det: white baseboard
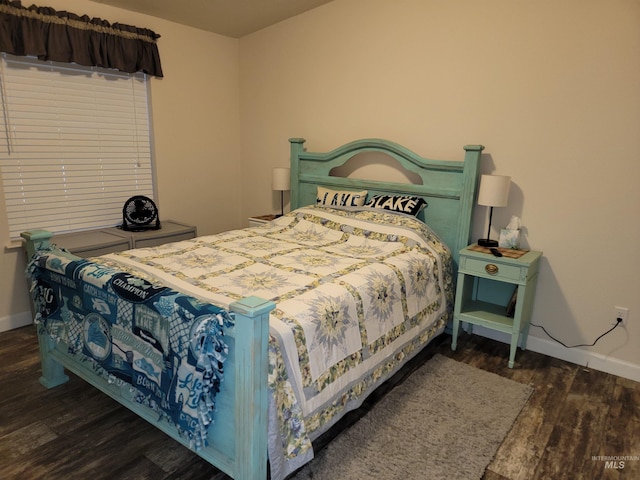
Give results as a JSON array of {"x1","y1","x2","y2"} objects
[
  {"x1": 4, "y1": 312, "x2": 639, "y2": 382},
  {"x1": 468, "y1": 325, "x2": 640, "y2": 383},
  {"x1": 0, "y1": 311, "x2": 33, "y2": 333}
]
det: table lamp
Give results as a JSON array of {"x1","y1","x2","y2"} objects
[
  {"x1": 272, "y1": 167, "x2": 290, "y2": 217},
  {"x1": 477, "y1": 174, "x2": 511, "y2": 247}
]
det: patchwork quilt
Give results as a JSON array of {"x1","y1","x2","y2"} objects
[{"x1": 95, "y1": 205, "x2": 454, "y2": 479}]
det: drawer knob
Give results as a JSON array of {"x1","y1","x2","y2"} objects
[{"x1": 485, "y1": 263, "x2": 499, "y2": 275}]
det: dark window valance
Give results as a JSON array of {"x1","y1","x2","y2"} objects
[{"x1": 0, "y1": 0, "x2": 163, "y2": 77}]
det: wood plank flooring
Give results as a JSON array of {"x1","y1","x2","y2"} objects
[{"x1": 1, "y1": 325, "x2": 638, "y2": 479}]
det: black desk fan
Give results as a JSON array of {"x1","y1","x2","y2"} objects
[{"x1": 121, "y1": 195, "x2": 161, "y2": 231}]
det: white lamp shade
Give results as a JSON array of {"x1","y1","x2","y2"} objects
[
  {"x1": 272, "y1": 167, "x2": 290, "y2": 191},
  {"x1": 477, "y1": 174, "x2": 511, "y2": 207}
]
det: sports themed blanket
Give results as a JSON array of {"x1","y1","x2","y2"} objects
[
  {"x1": 27, "y1": 250, "x2": 230, "y2": 449},
  {"x1": 95, "y1": 205, "x2": 454, "y2": 479}
]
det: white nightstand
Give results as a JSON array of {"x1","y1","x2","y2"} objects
[{"x1": 248, "y1": 214, "x2": 277, "y2": 227}]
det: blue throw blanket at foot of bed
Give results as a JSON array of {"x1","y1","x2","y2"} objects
[{"x1": 27, "y1": 248, "x2": 231, "y2": 448}]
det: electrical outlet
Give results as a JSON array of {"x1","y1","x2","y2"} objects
[{"x1": 614, "y1": 306, "x2": 629, "y2": 326}]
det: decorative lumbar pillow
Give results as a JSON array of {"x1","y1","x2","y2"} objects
[
  {"x1": 317, "y1": 186, "x2": 368, "y2": 207},
  {"x1": 365, "y1": 194, "x2": 428, "y2": 216}
]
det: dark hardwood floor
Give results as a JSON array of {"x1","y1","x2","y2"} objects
[{"x1": 1, "y1": 325, "x2": 638, "y2": 479}]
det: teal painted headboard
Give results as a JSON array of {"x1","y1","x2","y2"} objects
[{"x1": 288, "y1": 138, "x2": 484, "y2": 270}]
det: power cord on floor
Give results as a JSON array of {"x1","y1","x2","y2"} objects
[{"x1": 530, "y1": 318, "x2": 623, "y2": 348}]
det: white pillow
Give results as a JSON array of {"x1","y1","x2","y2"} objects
[{"x1": 316, "y1": 186, "x2": 368, "y2": 207}]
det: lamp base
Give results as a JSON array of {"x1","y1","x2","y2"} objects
[{"x1": 477, "y1": 238, "x2": 499, "y2": 248}]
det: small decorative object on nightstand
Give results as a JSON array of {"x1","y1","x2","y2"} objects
[{"x1": 452, "y1": 244, "x2": 542, "y2": 368}]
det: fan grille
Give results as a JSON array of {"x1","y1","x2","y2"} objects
[{"x1": 122, "y1": 195, "x2": 160, "y2": 231}]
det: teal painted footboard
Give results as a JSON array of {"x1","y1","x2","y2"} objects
[{"x1": 21, "y1": 230, "x2": 275, "y2": 480}]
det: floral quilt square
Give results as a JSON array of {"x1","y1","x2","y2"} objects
[
  {"x1": 216, "y1": 235, "x2": 300, "y2": 257},
  {"x1": 197, "y1": 229, "x2": 251, "y2": 243},
  {"x1": 339, "y1": 263, "x2": 405, "y2": 343},
  {"x1": 384, "y1": 250, "x2": 438, "y2": 319},
  {"x1": 150, "y1": 246, "x2": 249, "y2": 278},
  {"x1": 269, "y1": 218, "x2": 344, "y2": 247},
  {"x1": 202, "y1": 263, "x2": 314, "y2": 299},
  {"x1": 322, "y1": 234, "x2": 404, "y2": 259},
  {"x1": 277, "y1": 283, "x2": 361, "y2": 382},
  {"x1": 269, "y1": 249, "x2": 362, "y2": 277}
]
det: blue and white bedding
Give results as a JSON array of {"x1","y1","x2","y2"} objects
[
  {"x1": 27, "y1": 250, "x2": 231, "y2": 449},
  {"x1": 93, "y1": 205, "x2": 454, "y2": 479}
]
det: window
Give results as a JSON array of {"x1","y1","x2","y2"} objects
[{"x1": 0, "y1": 53, "x2": 155, "y2": 239}]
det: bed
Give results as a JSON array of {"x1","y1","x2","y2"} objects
[{"x1": 22, "y1": 138, "x2": 483, "y2": 480}]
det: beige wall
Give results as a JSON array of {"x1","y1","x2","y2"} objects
[
  {"x1": 0, "y1": 0, "x2": 242, "y2": 327},
  {"x1": 2, "y1": 0, "x2": 639, "y2": 376},
  {"x1": 239, "y1": 0, "x2": 640, "y2": 370}
]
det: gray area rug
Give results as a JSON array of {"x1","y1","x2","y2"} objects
[{"x1": 290, "y1": 354, "x2": 533, "y2": 480}]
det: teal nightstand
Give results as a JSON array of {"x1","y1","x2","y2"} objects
[{"x1": 452, "y1": 245, "x2": 543, "y2": 368}]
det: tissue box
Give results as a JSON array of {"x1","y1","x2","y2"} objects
[{"x1": 499, "y1": 228, "x2": 521, "y2": 249}]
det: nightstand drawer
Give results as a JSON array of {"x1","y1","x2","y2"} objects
[
  {"x1": 460, "y1": 257, "x2": 524, "y2": 283},
  {"x1": 132, "y1": 228, "x2": 196, "y2": 248},
  {"x1": 52, "y1": 230, "x2": 131, "y2": 258},
  {"x1": 108, "y1": 220, "x2": 197, "y2": 249}
]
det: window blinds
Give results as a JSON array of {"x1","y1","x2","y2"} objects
[{"x1": 0, "y1": 54, "x2": 155, "y2": 239}]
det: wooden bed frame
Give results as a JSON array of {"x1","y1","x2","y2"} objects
[
  {"x1": 22, "y1": 138, "x2": 483, "y2": 480},
  {"x1": 289, "y1": 138, "x2": 483, "y2": 269}
]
